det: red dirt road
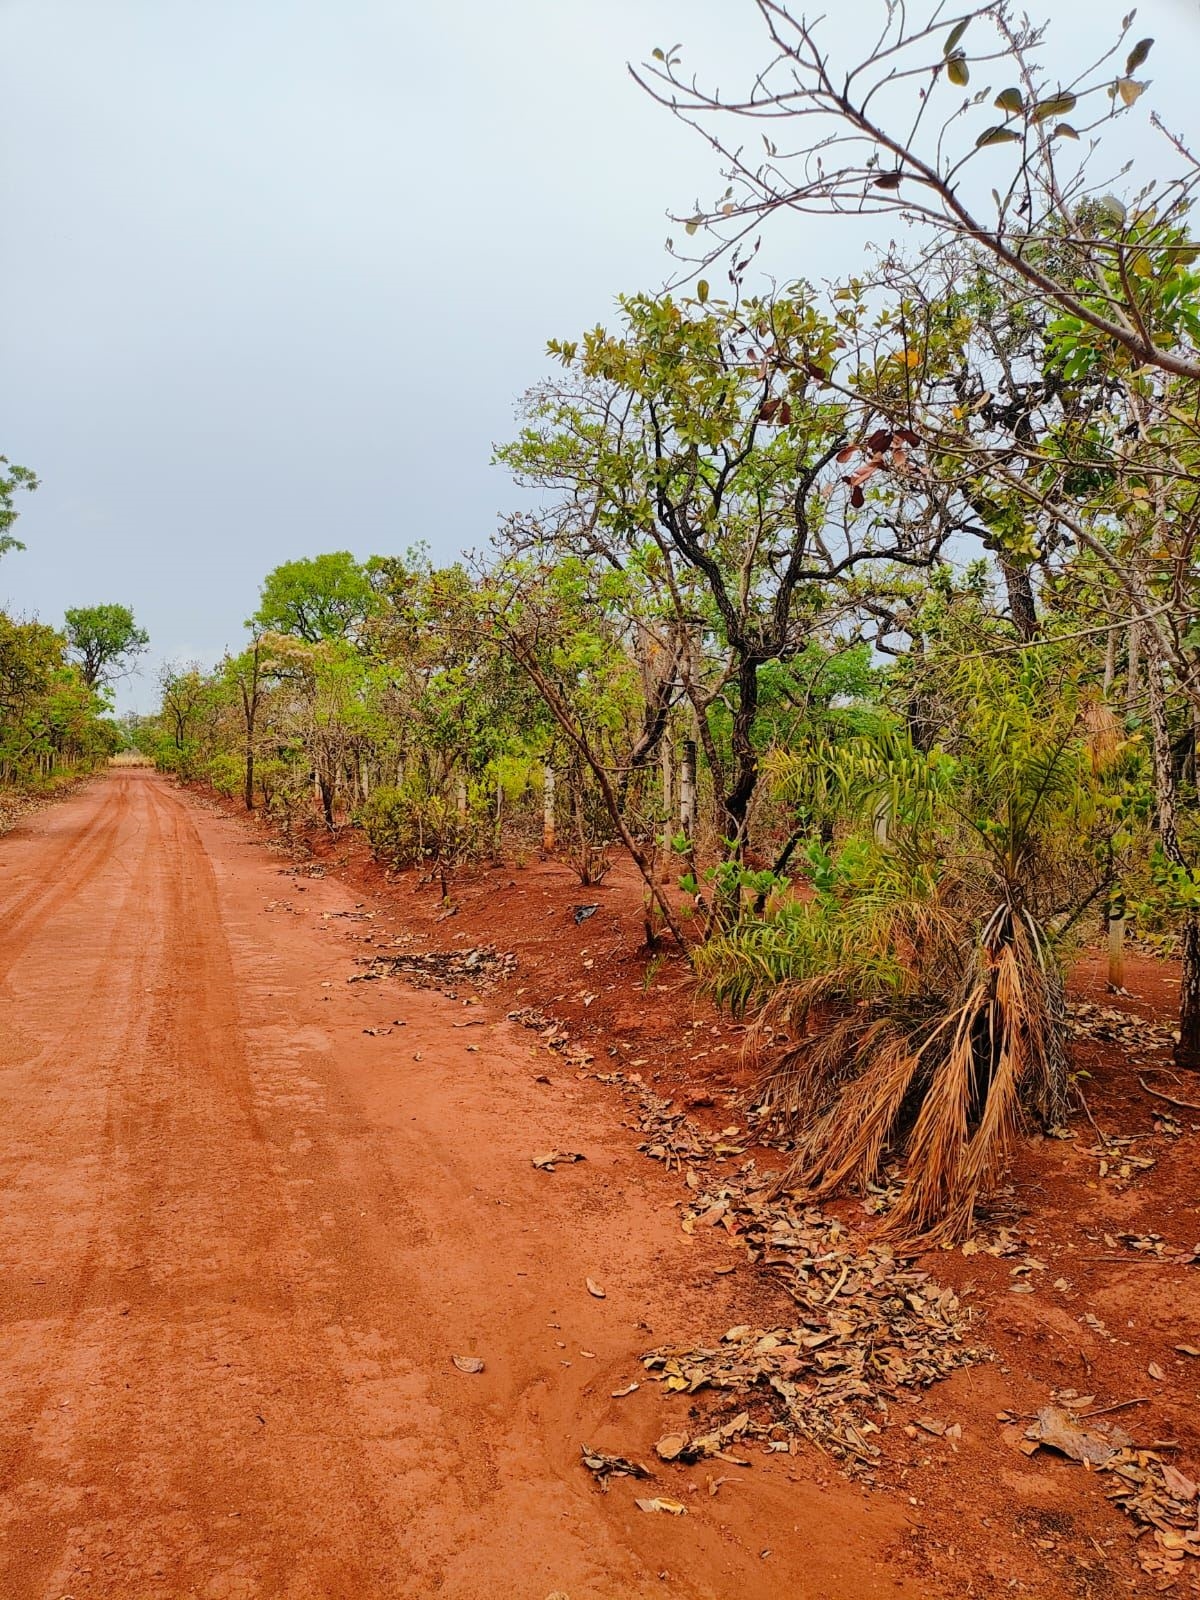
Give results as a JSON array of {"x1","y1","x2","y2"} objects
[{"x1": 0, "y1": 772, "x2": 925, "y2": 1600}]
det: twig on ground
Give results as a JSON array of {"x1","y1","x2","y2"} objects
[
  {"x1": 1075, "y1": 1082, "x2": 1114, "y2": 1146},
  {"x1": 1139, "y1": 1076, "x2": 1200, "y2": 1113},
  {"x1": 1078, "y1": 1397, "x2": 1150, "y2": 1419}
]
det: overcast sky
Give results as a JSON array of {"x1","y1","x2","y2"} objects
[{"x1": 2, "y1": 0, "x2": 1197, "y2": 711}]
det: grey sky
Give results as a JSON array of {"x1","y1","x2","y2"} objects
[{"x1": 2, "y1": 0, "x2": 1196, "y2": 711}]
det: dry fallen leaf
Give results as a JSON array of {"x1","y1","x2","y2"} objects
[
  {"x1": 1024, "y1": 1406, "x2": 1125, "y2": 1466},
  {"x1": 452, "y1": 1355, "x2": 485, "y2": 1374},
  {"x1": 655, "y1": 1433, "x2": 689, "y2": 1462},
  {"x1": 1148, "y1": 1361, "x2": 1165, "y2": 1381},
  {"x1": 610, "y1": 1382, "x2": 639, "y2": 1398},
  {"x1": 635, "y1": 1497, "x2": 688, "y2": 1515},
  {"x1": 580, "y1": 1445, "x2": 651, "y2": 1490},
  {"x1": 1175, "y1": 1344, "x2": 1200, "y2": 1357},
  {"x1": 586, "y1": 1277, "x2": 606, "y2": 1299},
  {"x1": 1161, "y1": 1463, "x2": 1199, "y2": 1502},
  {"x1": 531, "y1": 1150, "x2": 585, "y2": 1172}
]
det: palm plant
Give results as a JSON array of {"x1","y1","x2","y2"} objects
[{"x1": 698, "y1": 642, "x2": 1119, "y2": 1242}]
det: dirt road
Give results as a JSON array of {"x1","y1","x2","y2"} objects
[{"x1": 0, "y1": 771, "x2": 922, "y2": 1600}]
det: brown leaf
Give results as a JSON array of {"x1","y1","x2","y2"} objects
[
  {"x1": 531, "y1": 1150, "x2": 585, "y2": 1171},
  {"x1": 1161, "y1": 1463, "x2": 1199, "y2": 1502},
  {"x1": 655, "y1": 1433, "x2": 689, "y2": 1462},
  {"x1": 586, "y1": 1277, "x2": 606, "y2": 1299},
  {"x1": 1175, "y1": 1344, "x2": 1200, "y2": 1357},
  {"x1": 1148, "y1": 1361, "x2": 1165, "y2": 1380},
  {"x1": 610, "y1": 1381, "x2": 639, "y2": 1398},
  {"x1": 1024, "y1": 1406, "x2": 1120, "y2": 1466},
  {"x1": 580, "y1": 1445, "x2": 651, "y2": 1488},
  {"x1": 452, "y1": 1355, "x2": 485, "y2": 1374},
  {"x1": 635, "y1": 1497, "x2": 688, "y2": 1515}
]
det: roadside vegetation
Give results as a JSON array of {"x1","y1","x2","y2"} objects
[
  {"x1": 0, "y1": 462, "x2": 133, "y2": 806},
  {"x1": 129, "y1": 4, "x2": 1200, "y2": 1246}
]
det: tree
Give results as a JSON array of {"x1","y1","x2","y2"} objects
[
  {"x1": 0, "y1": 456, "x2": 37, "y2": 561},
  {"x1": 252, "y1": 552, "x2": 378, "y2": 644},
  {"x1": 498, "y1": 288, "x2": 947, "y2": 905},
  {"x1": 641, "y1": 3, "x2": 1200, "y2": 1060},
  {"x1": 220, "y1": 639, "x2": 267, "y2": 811},
  {"x1": 64, "y1": 604, "x2": 149, "y2": 689},
  {"x1": 158, "y1": 663, "x2": 216, "y2": 766},
  {"x1": 638, "y1": 7, "x2": 1197, "y2": 384}
]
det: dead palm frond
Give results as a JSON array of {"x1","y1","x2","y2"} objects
[{"x1": 744, "y1": 890, "x2": 1069, "y2": 1245}]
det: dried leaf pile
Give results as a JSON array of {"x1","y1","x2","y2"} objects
[
  {"x1": 1022, "y1": 1406, "x2": 1200, "y2": 1581},
  {"x1": 584, "y1": 1069, "x2": 985, "y2": 1475},
  {"x1": 349, "y1": 943, "x2": 516, "y2": 998},
  {"x1": 1068, "y1": 1000, "x2": 1178, "y2": 1054},
  {"x1": 642, "y1": 1186, "x2": 982, "y2": 1475}
]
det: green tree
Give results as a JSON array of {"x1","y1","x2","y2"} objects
[
  {"x1": 498, "y1": 288, "x2": 946, "y2": 896},
  {"x1": 0, "y1": 456, "x2": 38, "y2": 561},
  {"x1": 64, "y1": 604, "x2": 149, "y2": 689},
  {"x1": 252, "y1": 552, "x2": 378, "y2": 644}
]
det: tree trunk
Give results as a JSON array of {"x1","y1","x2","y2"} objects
[
  {"x1": 1127, "y1": 621, "x2": 1142, "y2": 717},
  {"x1": 999, "y1": 554, "x2": 1038, "y2": 641},
  {"x1": 1179, "y1": 915, "x2": 1200, "y2": 1071},
  {"x1": 1103, "y1": 625, "x2": 1118, "y2": 699},
  {"x1": 1106, "y1": 900, "x2": 1125, "y2": 991},
  {"x1": 542, "y1": 760, "x2": 556, "y2": 853},
  {"x1": 1146, "y1": 653, "x2": 1200, "y2": 1068},
  {"x1": 679, "y1": 739, "x2": 696, "y2": 851},
  {"x1": 723, "y1": 658, "x2": 760, "y2": 853}
]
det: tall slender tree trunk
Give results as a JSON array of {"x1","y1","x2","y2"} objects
[
  {"x1": 1127, "y1": 621, "x2": 1143, "y2": 717},
  {"x1": 1103, "y1": 625, "x2": 1118, "y2": 699},
  {"x1": 542, "y1": 760, "x2": 556, "y2": 853},
  {"x1": 1107, "y1": 893, "x2": 1126, "y2": 991},
  {"x1": 679, "y1": 738, "x2": 696, "y2": 880},
  {"x1": 1147, "y1": 654, "x2": 1200, "y2": 1069}
]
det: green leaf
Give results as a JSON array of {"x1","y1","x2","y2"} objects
[
  {"x1": 1032, "y1": 91, "x2": 1077, "y2": 121},
  {"x1": 945, "y1": 50, "x2": 970, "y2": 87},
  {"x1": 684, "y1": 218, "x2": 700, "y2": 236},
  {"x1": 975, "y1": 125, "x2": 1021, "y2": 148},
  {"x1": 652, "y1": 47, "x2": 665, "y2": 62},
  {"x1": 994, "y1": 86, "x2": 1024, "y2": 115},
  {"x1": 944, "y1": 18, "x2": 969, "y2": 54},
  {"x1": 1125, "y1": 36, "x2": 1153, "y2": 72},
  {"x1": 1097, "y1": 194, "x2": 1128, "y2": 226},
  {"x1": 696, "y1": 279, "x2": 709, "y2": 303}
]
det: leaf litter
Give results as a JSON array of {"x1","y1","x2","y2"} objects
[
  {"x1": 1022, "y1": 1404, "x2": 1200, "y2": 1578},
  {"x1": 584, "y1": 1068, "x2": 985, "y2": 1477},
  {"x1": 349, "y1": 943, "x2": 516, "y2": 998},
  {"x1": 514, "y1": 988, "x2": 1200, "y2": 1566}
]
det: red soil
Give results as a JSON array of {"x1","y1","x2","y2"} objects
[{"x1": 2, "y1": 769, "x2": 1197, "y2": 1597}]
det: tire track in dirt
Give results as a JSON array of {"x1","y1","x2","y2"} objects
[
  {"x1": 0, "y1": 776, "x2": 174, "y2": 1485},
  {"x1": 0, "y1": 778, "x2": 130, "y2": 972},
  {"x1": 0, "y1": 771, "x2": 930, "y2": 1600}
]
